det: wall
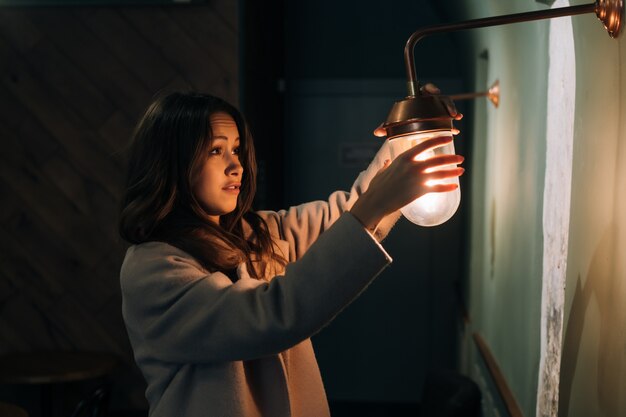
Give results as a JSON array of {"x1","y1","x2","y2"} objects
[
  {"x1": 459, "y1": 1, "x2": 550, "y2": 416},
  {"x1": 460, "y1": 1, "x2": 626, "y2": 416},
  {"x1": 0, "y1": 3, "x2": 237, "y2": 413},
  {"x1": 558, "y1": 7, "x2": 626, "y2": 417}
]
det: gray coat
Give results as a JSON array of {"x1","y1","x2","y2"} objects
[{"x1": 120, "y1": 143, "x2": 401, "y2": 416}]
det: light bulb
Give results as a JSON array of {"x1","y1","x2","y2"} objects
[{"x1": 387, "y1": 131, "x2": 461, "y2": 226}]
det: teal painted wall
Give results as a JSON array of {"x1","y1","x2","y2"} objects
[
  {"x1": 558, "y1": 8, "x2": 626, "y2": 417},
  {"x1": 460, "y1": 1, "x2": 626, "y2": 416},
  {"x1": 460, "y1": 2, "x2": 550, "y2": 416}
]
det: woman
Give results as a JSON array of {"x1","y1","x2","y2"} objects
[{"x1": 119, "y1": 91, "x2": 463, "y2": 416}]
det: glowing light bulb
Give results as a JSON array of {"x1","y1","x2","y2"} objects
[{"x1": 387, "y1": 131, "x2": 461, "y2": 226}]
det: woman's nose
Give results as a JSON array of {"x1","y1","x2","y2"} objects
[{"x1": 226, "y1": 154, "x2": 243, "y2": 176}]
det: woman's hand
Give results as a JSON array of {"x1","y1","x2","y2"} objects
[
  {"x1": 420, "y1": 83, "x2": 463, "y2": 121},
  {"x1": 350, "y1": 135, "x2": 464, "y2": 231}
]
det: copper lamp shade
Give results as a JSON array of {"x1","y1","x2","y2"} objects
[{"x1": 381, "y1": 95, "x2": 455, "y2": 139}]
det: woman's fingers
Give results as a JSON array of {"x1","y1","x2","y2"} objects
[
  {"x1": 419, "y1": 154, "x2": 464, "y2": 172},
  {"x1": 424, "y1": 167, "x2": 465, "y2": 181},
  {"x1": 424, "y1": 183, "x2": 459, "y2": 193},
  {"x1": 400, "y1": 135, "x2": 454, "y2": 161},
  {"x1": 373, "y1": 123, "x2": 386, "y2": 137},
  {"x1": 421, "y1": 84, "x2": 464, "y2": 120},
  {"x1": 421, "y1": 83, "x2": 441, "y2": 94}
]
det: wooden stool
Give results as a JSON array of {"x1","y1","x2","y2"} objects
[
  {"x1": 0, "y1": 351, "x2": 119, "y2": 417},
  {"x1": 0, "y1": 401, "x2": 29, "y2": 417}
]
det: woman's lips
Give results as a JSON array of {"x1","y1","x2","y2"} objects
[{"x1": 222, "y1": 184, "x2": 241, "y2": 193}]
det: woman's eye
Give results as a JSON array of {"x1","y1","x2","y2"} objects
[
  {"x1": 209, "y1": 147, "x2": 222, "y2": 155},
  {"x1": 233, "y1": 147, "x2": 240, "y2": 155}
]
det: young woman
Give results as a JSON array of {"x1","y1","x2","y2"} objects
[{"x1": 119, "y1": 91, "x2": 464, "y2": 417}]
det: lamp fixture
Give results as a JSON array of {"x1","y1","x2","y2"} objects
[
  {"x1": 378, "y1": 0, "x2": 623, "y2": 226},
  {"x1": 450, "y1": 80, "x2": 500, "y2": 108}
]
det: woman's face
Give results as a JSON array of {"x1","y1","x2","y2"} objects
[{"x1": 193, "y1": 112, "x2": 243, "y2": 223}]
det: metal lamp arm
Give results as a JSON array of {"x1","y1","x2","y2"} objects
[{"x1": 404, "y1": 2, "x2": 600, "y2": 97}]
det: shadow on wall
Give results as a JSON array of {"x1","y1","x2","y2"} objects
[{"x1": 559, "y1": 226, "x2": 624, "y2": 417}]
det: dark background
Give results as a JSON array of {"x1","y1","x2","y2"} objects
[{"x1": 0, "y1": 1, "x2": 474, "y2": 416}]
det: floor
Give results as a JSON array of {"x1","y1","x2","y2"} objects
[
  {"x1": 108, "y1": 402, "x2": 422, "y2": 417},
  {"x1": 330, "y1": 401, "x2": 421, "y2": 417}
]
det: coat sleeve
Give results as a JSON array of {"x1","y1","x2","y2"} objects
[
  {"x1": 258, "y1": 140, "x2": 402, "y2": 261},
  {"x1": 121, "y1": 212, "x2": 392, "y2": 365}
]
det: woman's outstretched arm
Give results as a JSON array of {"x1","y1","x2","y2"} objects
[
  {"x1": 258, "y1": 139, "x2": 400, "y2": 262},
  {"x1": 121, "y1": 212, "x2": 391, "y2": 365}
]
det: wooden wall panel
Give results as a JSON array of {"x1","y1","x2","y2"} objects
[{"x1": 0, "y1": 3, "x2": 238, "y2": 411}]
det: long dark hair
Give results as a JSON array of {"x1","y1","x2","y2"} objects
[{"x1": 119, "y1": 92, "x2": 286, "y2": 279}]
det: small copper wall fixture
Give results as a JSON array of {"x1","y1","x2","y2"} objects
[{"x1": 450, "y1": 80, "x2": 500, "y2": 108}]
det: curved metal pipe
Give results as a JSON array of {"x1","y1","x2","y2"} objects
[{"x1": 404, "y1": 2, "x2": 604, "y2": 96}]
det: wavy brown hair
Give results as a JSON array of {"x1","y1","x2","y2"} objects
[{"x1": 119, "y1": 92, "x2": 286, "y2": 279}]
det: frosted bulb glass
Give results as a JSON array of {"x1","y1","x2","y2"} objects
[{"x1": 387, "y1": 131, "x2": 461, "y2": 226}]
